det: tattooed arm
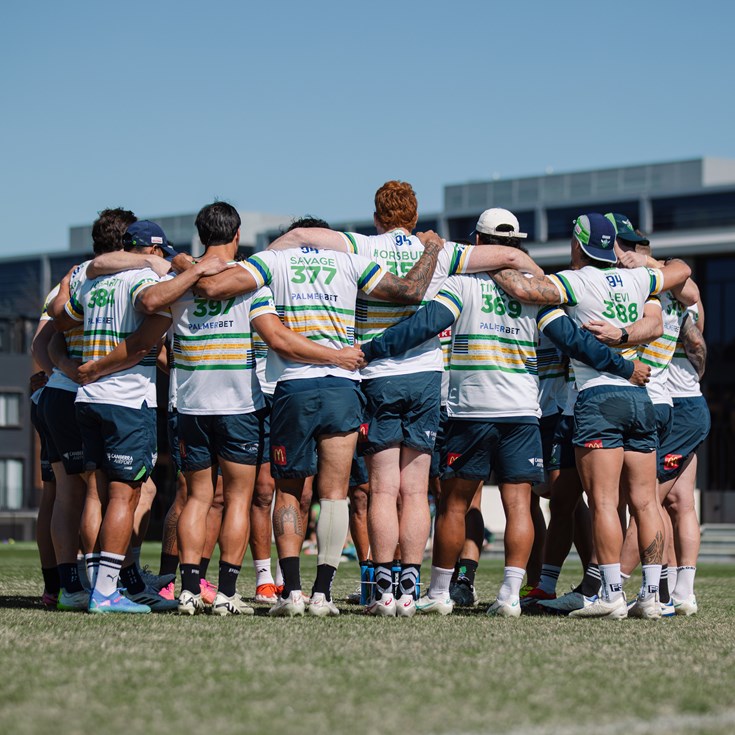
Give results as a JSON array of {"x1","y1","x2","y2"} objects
[
  {"x1": 680, "y1": 312, "x2": 707, "y2": 379},
  {"x1": 369, "y1": 233, "x2": 444, "y2": 305},
  {"x1": 490, "y1": 269, "x2": 563, "y2": 305}
]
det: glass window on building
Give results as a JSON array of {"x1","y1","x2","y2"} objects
[
  {"x1": 0, "y1": 458, "x2": 23, "y2": 509},
  {"x1": 0, "y1": 393, "x2": 21, "y2": 427},
  {"x1": 652, "y1": 192, "x2": 735, "y2": 232}
]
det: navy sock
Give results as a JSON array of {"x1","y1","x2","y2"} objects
[
  {"x1": 279, "y1": 557, "x2": 301, "y2": 598},
  {"x1": 58, "y1": 562, "x2": 84, "y2": 593},
  {"x1": 659, "y1": 564, "x2": 670, "y2": 604},
  {"x1": 457, "y1": 558, "x2": 478, "y2": 586},
  {"x1": 42, "y1": 566, "x2": 61, "y2": 595},
  {"x1": 120, "y1": 564, "x2": 146, "y2": 595},
  {"x1": 159, "y1": 552, "x2": 179, "y2": 577},
  {"x1": 180, "y1": 564, "x2": 200, "y2": 595},
  {"x1": 218, "y1": 561, "x2": 240, "y2": 597},
  {"x1": 199, "y1": 557, "x2": 210, "y2": 580},
  {"x1": 312, "y1": 564, "x2": 337, "y2": 601}
]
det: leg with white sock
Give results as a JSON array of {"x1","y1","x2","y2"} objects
[{"x1": 496, "y1": 482, "x2": 533, "y2": 605}]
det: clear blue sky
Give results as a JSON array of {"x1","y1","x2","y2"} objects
[{"x1": 1, "y1": 0, "x2": 733, "y2": 255}]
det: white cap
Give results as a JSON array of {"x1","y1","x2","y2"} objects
[{"x1": 474, "y1": 208, "x2": 527, "y2": 239}]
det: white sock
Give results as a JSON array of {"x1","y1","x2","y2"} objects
[
  {"x1": 253, "y1": 558, "x2": 274, "y2": 587},
  {"x1": 599, "y1": 563, "x2": 624, "y2": 602},
  {"x1": 668, "y1": 565, "x2": 678, "y2": 591},
  {"x1": 538, "y1": 564, "x2": 561, "y2": 595},
  {"x1": 620, "y1": 571, "x2": 631, "y2": 581},
  {"x1": 316, "y1": 498, "x2": 350, "y2": 568},
  {"x1": 673, "y1": 565, "x2": 696, "y2": 598},
  {"x1": 85, "y1": 553, "x2": 100, "y2": 589},
  {"x1": 428, "y1": 566, "x2": 454, "y2": 599},
  {"x1": 497, "y1": 566, "x2": 525, "y2": 602},
  {"x1": 640, "y1": 564, "x2": 662, "y2": 599},
  {"x1": 95, "y1": 552, "x2": 125, "y2": 597},
  {"x1": 274, "y1": 560, "x2": 284, "y2": 587}
]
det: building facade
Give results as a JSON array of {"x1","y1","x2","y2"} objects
[{"x1": 2, "y1": 159, "x2": 733, "y2": 537}]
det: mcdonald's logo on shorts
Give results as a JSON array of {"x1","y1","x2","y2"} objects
[
  {"x1": 179, "y1": 441, "x2": 187, "y2": 459},
  {"x1": 447, "y1": 452, "x2": 462, "y2": 466},
  {"x1": 272, "y1": 445, "x2": 287, "y2": 466},
  {"x1": 664, "y1": 453, "x2": 683, "y2": 471},
  {"x1": 358, "y1": 423, "x2": 369, "y2": 442},
  {"x1": 584, "y1": 440, "x2": 604, "y2": 449}
]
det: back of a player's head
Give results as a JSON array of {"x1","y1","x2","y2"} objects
[
  {"x1": 286, "y1": 216, "x2": 330, "y2": 232},
  {"x1": 92, "y1": 208, "x2": 137, "y2": 255},
  {"x1": 374, "y1": 180, "x2": 418, "y2": 231},
  {"x1": 196, "y1": 201, "x2": 241, "y2": 248}
]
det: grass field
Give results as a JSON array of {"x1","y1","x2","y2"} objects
[{"x1": 1, "y1": 542, "x2": 734, "y2": 735}]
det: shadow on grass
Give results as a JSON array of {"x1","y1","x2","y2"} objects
[{"x1": 0, "y1": 595, "x2": 49, "y2": 610}]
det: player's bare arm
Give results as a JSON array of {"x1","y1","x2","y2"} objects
[
  {"x1": 490, "y1": 268, "x2": 562, "y2": 305},
  {"x1": 137, "y1": 257, "x2": 233, "y2": 313},
  {"x1": 194, "y1": 264, "x2": 260, "y2": 299},
  {"x1": 582, "y1": 300, "x2": 663, "y2": 346},
  {"x1": 680, "y1": 313, "x2": 707, "y2": 379},
  {"x1": 87, "y1": 252, "x2": 171, "y2": 279},
  {"x1": 47, "y1": 331, "x2": 81, "y2": 382},
  {"x1": 617, "y1": 250, "x2": 692, "y2": 291},
  {"x1": 466, "y1": 246, "x2": 544, "y2": 276},
  {"x1": 31, "y1": 319, "x2": 56, "y2": 376},
  {"x1": 369, "y1": 232, "x2": 443, "y2": 304},
  {"x1": 76, "y1": 314, "x2": 172, "y2": 386},
  {"x1": 266, "y1": 227, "x2": 348, "y2": 253},
  {"x1": 251, "y1": 313, "x2": 364, "y2": 372}
]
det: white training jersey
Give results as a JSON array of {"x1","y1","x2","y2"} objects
[
  {"x1": 668, "y1": 302, "x2": 702, "y2": 398},
  {"x1": 242, "y1": 248, "x2": 386, "y2": 383},
  {"x1": 67, "y1": 267, "x2": 164, "y2": 409},
  {"x1": 341, "y1": 230, "x2": 473, "y2": 379},
  {"x1": 638, "y1": 292, "x2": 680, "y2": 406},
  {"x1": 31, "y1": 285, "x2": 60, "y2": 404},
  {"x1": 169, "y1": 280, "x2": 276, "y2": 415},
  {"x1": 166, "y1": 325, "x2": 177, "y2": 412},
  {"x1": 537, "y1": 332, "x2": 566, "y2": 417},
  {"x1": 45, "y1": 263, "x2": 90, "y2": 394},
  {"x1": 439, "y1": 325, "x2": 452, "y2": 405},
  {"x1": 548, "y1": 265, "x2": 664, "y2": 393},
  {"x1": 252, "y1": 330, "x2": 275, "y2": 396},
  {"x1": 435, "y1": 273, "x2": 566, "y2": 420}
]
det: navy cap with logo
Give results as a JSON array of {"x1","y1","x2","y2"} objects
[
  {"x1": 604, "y1": 212, "x2": 650, "y2": 246},
  {"x1": 572, "y1": 213, "x2": 617, "y2": 264},
  {"x1": 123, "y1": 220, "x2": 178, "y2": 259}
]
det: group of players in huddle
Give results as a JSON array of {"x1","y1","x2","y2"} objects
[{"x1": 28, "y1": 180, "x2": 709, "y2": 620}]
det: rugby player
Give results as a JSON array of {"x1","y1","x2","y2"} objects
[
  {"x1": 492, "y1": 213, "x2": 691, "y2": 619},
  {"x1": 265, "y1": 187, "x2": 547, "y2": 618},
  {"x1": 360, "y1": 209, "x2": 650, "y2": 616},
  {"x1": 193, "y1": 223, "x2": 446, "y2": 617}
]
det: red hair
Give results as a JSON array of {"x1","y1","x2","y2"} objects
[{"x1": 374, "y1": 180, "x2": 418, "y2": 231}]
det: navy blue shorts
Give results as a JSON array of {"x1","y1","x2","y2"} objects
[
  {"x1": 167, "y1": 408, "x2": 182, "y2": 474},
  {"x1": 430, "y1": 405, "x2": 449, "y2": 479},
  {"x1": 75, "y1": 402, "x2": 157, "y2": 483},
  {"x1": 540, "y1": 412, "x2": 561, "y2": 470},
  {"x1": 359, "y1": 372, "x2": 441, "y2": 455},
  {"x1": 178, "y1": 410, "x2": 266, "y2": 472},
  {"x1": 654, "y1": 402, "x2": 674, "y2": 454},
  {"x1": 658, "y1": 396, "x2": 711, "y2": 482},
  {"x1": 270, "y1": 377, "x2": 365, "y2": 479},
  {"x1": 38, "y1": 387, "x2": 85, "y2": 475},
  {"x1": 573, "y1": 386, "x2": 656, "y2": 453},
  {"x1": 261, "y1": 393, "x2": 273, "y2": 465},
  {"x1": 349, "y1": 454, "x2": 369, "y2": 487},
  {"x1": 442, "y1": 419, "x2": 545, "y2": 484},
  {"x1": 30, "y1": 399, "x2": 55, "y2": 482},
  {"x1": 547, "y1": 414, "x2": 576, "y2": 472}
]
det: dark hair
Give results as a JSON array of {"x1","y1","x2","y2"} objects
[
  {"x1": 92, "y1": 208, "x2": 137, "y2": 255},
  {"x1": 478, "y1": 232, "x2": 527, "y2": 253},
  {"x1": 286, "y1": 215, "x2": 331, "y2": 232},
  {"x1": 195, "y1": 201, "x2": 241, "y2": 248}
]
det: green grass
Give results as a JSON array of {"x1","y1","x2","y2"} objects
[{"x1": 1, "y1": 543, "x2": 734, "y2": 735}]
